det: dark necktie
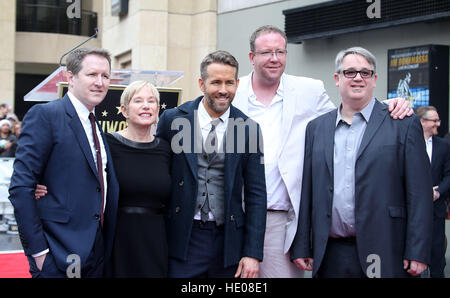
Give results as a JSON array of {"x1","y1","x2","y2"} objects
[
  {"x1": 88, "y1": 112, "x2": 104, "y2": 228},
  {"x1": 201, "y1": 118, "x2": 221, "y2": 222}
]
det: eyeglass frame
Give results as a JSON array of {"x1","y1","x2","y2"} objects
[
  {"x1": 253, "y1": 49, "x2": 288, "y2": 58},
  {"x1": 339, "y1": 69, "x2": 375, "y2": 79},
  {"x1": 422, "y1": 118, "x2": 441, "y2": 124}
]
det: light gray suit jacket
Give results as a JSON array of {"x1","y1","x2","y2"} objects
[{"x1": 232, "y1": 72, "x2": 335, "y2": 253}]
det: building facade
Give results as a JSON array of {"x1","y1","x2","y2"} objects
[{"x1": 5, "y1": 0, "x2": 217, "y2": 120}]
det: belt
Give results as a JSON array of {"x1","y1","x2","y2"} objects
[
  {"x1": 119, "y1": 206, "x2": 163, "y2": 215},
  {"x1": 193, "y1": 220, "x2": 224, "y2": 230},
  {"x1": 329, "y1": 236, "x2": 357, "y2": 244}
]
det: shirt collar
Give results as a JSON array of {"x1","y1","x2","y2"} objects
[
  {"x1": 336, "y1": 98, "x2": 376, "y2": 126},
  {"x1": 198, "y1": 97, "x2": 229, "y2": 128},
  {"x1": 247, "y1": 71, "x2": 284, "y2": 102},
  {"x1": 67, "y1": 91, "x2": 94, "y2": 122}
]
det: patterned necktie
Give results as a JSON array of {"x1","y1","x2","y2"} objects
[
  {"x1": 200, "y1": 118, "x2": 222, "y2": 222},
  {"x1": 88, "y1": 112, "x2": 104, "y2": 228},
  {"x1": 204, "y1": 118, "x2": 221, "y2": 157}
]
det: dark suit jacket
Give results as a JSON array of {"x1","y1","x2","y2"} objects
[
  {"x1": 430, "y1": 136, "x2": 450, "y2": 218},
  {"x1": 156, "y1": 96, "x2": 267, "y2": 268},
  {"x1": 290, "y1": 100, "x2": 433, "y2": 277},
  {"x1": 9, "y1": 94, "x2": 119, "y2": 273}
]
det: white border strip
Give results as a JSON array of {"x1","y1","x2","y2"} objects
[{"x1": 0, "y1": 250, "x2": 24, "y2": 254}]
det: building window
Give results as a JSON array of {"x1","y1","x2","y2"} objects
[{"x1": 16, "y1": 0, "x2": 97, "y2": 37}]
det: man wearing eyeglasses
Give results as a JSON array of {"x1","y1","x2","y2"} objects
[
  {"x1": 290, "y1": 46, "x2": 433, "y2": 278},
  {"x1": 417, "y1": 106, "x2": 450, "y2": 278},
  {"x1": 232, "y1": 25, "x2": 412, "y2": 278}
]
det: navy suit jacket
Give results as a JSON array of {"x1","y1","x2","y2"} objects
[
  {"x1": 290, "y1": 100, "x2": 433, "y2": 277},
  {"x1": 9, "y1": 95, "x2": 119, "y2": 273},
  {"x1": 156, "y1": 97, "x2": 267, "y2": 268},
  {"x1": 430, "y1": 136, "x2": 450, "y2": 218}
]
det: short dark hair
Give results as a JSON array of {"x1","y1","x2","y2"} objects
[
  {"x1": 200, "y1": 50, "x2": 239, "y2": 81},
  {"x1": 416, "y1": 105, "x2": 437, "y2": 119},
  {"x1": 66, "y1": 48, "x2": 111, "y2": 75},
  {"x1": 249, "y1": 25, "x2": 287, "y2": 52}
]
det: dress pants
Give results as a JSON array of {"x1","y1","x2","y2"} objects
[
  {"x1": 430, "y1": 216, "x2": 446, "y2": 278},
  {"x1": 28, "y1": 226, "x2": 105, "y2": 278},
  {"x1": 168, "y1": 220, "x2": 238, "y2": 278},
  {"x1": 259, "y1": 210, "x2": 304, "y2": 278},
  {"x1": 316, "y1": 237, "x2": 366, "y2": 278},
  {"x1": 82, "y1": 226, "x2": 105, "y2": 278}
]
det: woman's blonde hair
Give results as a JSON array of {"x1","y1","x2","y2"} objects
[{"x1": 120, "y1": 80, "x2": 160, "y2": 109}]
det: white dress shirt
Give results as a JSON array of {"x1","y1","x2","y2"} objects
[
  {"x1": 246, "y1": 77, "x2": 291, "y2": 211},
  {"x1": 425, "y1": 136, "x2": 433, "y2": 162},
  {"x1": 67, "y1": 92, "x2": 108, "y2": 209}
]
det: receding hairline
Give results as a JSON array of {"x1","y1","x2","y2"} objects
[{"x1": 250, "y1": 25, "x2": 287, "y2": 52}]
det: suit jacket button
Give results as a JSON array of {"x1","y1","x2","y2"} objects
[
  {"x1": 179, "y1": 180, "x2": 184, "y2": 186},
  {"x1": 175, "y1": 207, "x2": 181, "y2": 213},
  {"x1": 96, "y1": 187, "x2": 101, "y2": 192},
  {"x1": 230, "y1": 215, "x2": 235, "y2": 221},
  {"x1": 93, "y1": 214, "x2": 100, "y2": 220},
  {"x1": 329, "y1": 187, "x2": 333, "y2": 192}
]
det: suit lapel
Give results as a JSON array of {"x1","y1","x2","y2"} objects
[
  {"x1": 431, "y1": 136, "x2": 438, "y2": 168},
  {"x1": 356, "y1": 100, "x2": 388, "y2": 160},
  {"x1": 178, "y1": 98, "x2": 201, "y2": 181},
  {"x1": 63, "y1": 95, "x2": 98, "y2": 177},
  {"x1": 324, "y1": 110, "x2": 337, "y2": 178},
  {"x1": 279, "y1": 76, "x2": 297, "y2": 155},
  {"x1": 224, "y1": 106, "x2": 242, "y2": 192}
]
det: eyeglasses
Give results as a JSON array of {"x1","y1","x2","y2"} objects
[
  {"x1": 341, "y1": 69, "x2": 374, "y2": 79},
  {"x1": 254, "y1": 50, "x2": 287, "y2": 58},
  {"x1": 422, "y1": 118, "x2": 441, "y2": 124}
]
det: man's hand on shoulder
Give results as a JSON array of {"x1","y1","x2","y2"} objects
[{"x1": 388, "y1": 97, "x2": 413, "y2": 119}]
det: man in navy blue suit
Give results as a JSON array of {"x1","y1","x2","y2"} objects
[
  {"x1": 290, "y1": 47, "x2": 433, "y2": 278},
  {"x1": 417, "y1": 105, "x2": 450, "y2": 277},
  {"x1": 157, "y1": 50, "x2": 267, "y2": 278},
  {"x1": 9, "y1": 48, "x2": 119, "y2": 278}
]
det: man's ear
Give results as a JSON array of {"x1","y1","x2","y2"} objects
[
  {"x1": 334, "y1": 73, "x2": 340, "y2": 87},
  {"x1": 249, "y1": 51, "x2": 255, "y2": 65},
  {"x1": 66, "y1": 71, "x2": 75, "y2": 88},
  {"x1": 198, "y1": 77, "x2": 205, "y2": 93}
]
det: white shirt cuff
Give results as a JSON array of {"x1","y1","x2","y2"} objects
[{"x1": 32, "y1": 249, "x2": 49, "y2": 258}]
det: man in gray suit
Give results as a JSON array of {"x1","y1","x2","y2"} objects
[{"x1": 290, "y1": 47, "x2": 433, "y2": 278}]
